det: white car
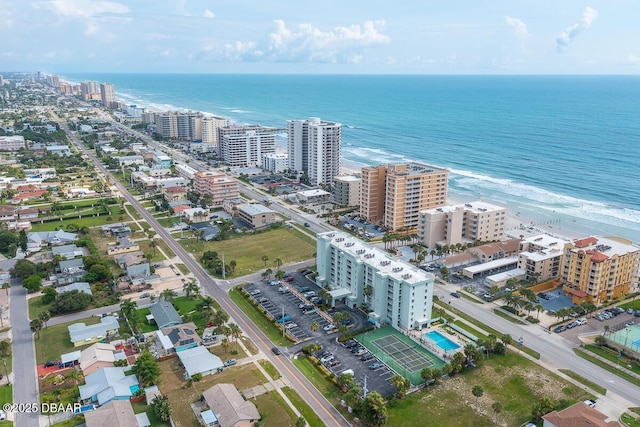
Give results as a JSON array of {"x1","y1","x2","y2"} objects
[
  {"x1": 285, "y1": 323, "x2": 298, "y2": 329},
  {"x1": 323, "y1": 323, "x2": 336, "y2": 331},
  {"x1": 584, "y1": 399, "x2": 596, "y2": 408},
  {"x1": 278, "y1": 286, "x2": 289, "y2": 293},
  {"x1": 575, "y1": 318, "x2": 587, "y2": 326}
]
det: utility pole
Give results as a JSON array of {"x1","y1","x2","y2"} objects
[
  {"x1": 221, "y1": 253, "x2": 226, "y2": 279},
  {"x1": 282, "y1": 306, "x2": 285, "y2": 338},
  {"x1": 362, "y1": 374, "x2": 368, "y2": 398}
]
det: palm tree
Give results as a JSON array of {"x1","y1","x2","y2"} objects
[
  {"x1": 161, "y1": 289, "x2": 177, "y2": 301},
  {"x1": 273, "y1": 258, "x2": 283, "y2": 268},
  {"x1": 472, "y1": 385, "x2": 484, "y2": 410},
  {"x1": 30, "y1": 319, "x2": 43, "y2": 339},
  {"x1": 492, "y1": 401, "x2": 503, "y2": 424},
  {"x1": 390, "y1": 374, "x2": 409, "y2": 398},
  {"x1": 535, "y1": 303, "x2": 545, "y2": 319},
  {"x1": 38, "y1": 310, "x2": 51, "y2": 329},
  {"x1": 261, "y1": 255, "x2": 269, "y2": 267},
  {"x1": 150, "y1": 240, "x2": 157, "y2": 257},
  {"x1": 264, "y1": 268, "x2": 273, "y2": 280},
  {"x1": 228, "y1": 323, "x2": 241, "y2": 342},
  {"x1": 221, "y1": 338, "x2": 229, "y2": 354},
  {"x1": 464, "y1": 343, "x2": 479, "y2": 365},
  {"x1": 310, "y1": 322, "x2": 319, "y2": 332},
  {"x1": 430, "y1": 249, "x2": 436, "y2": 260},
  {"x1": 183, "y1": 279, "x2": 200, "y2": 299}
]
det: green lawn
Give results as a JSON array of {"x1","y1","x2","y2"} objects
[
  {"x1": 171, "y1": 296, "x2": 209, "y2": 331},
  {"x1": 493, "y1": 308, "x2": 528, "y2": 325},
  {"x1": 573, "y1": 348, "x2": 640, "y2": 388},
  {"x1": 0, "y1": 385, "x2": 12, "y2": 405},
  {"x1": 51, "y1": 416, "x2": 85, "y2": 427},
  {"x1": 180, "y1": 228, "x2": 315, "y2": 278},
  {"x1": 254, "y1": 391, "x2": 298, "y2": 427},
  {"x1": 281, "y1": 386, "x2": 325, "y2": 427},
  {"x1": 620, "y1": 298, "x2": 640, "y2": 311},
  {"x1": 175, "y1": 264, "x2": 190, "y2": 275},
  {"x1": 558, "y1": 369, "x2": 607, "y2": 395},
  {"x1": 125, "y1": 204, "x2": 143, "y2": 220},
  {"x1": 621, "y1": 413, "x2": 640, "y2": 427},
  {"x1": 258, "y1": 360, "x2": 281, "y2": 380},
  {"x1": 29, "y1": 213, "x2": 125, "y2": 232},
  {"x1": 35, "y1": 316, "x2": 101, "y2": 364},
  {"x1": 229, "y1": 288, "x2": 292, "y2": 347},
  {"x1": 131, "y1": 401, "x2": 172, "y2": 427},
  {"x1": 28, "y1": 296, "x2": 55, "y2": 322},
  {"x1": 156, "y1": 216, "x2": 176, "y2": 227}
]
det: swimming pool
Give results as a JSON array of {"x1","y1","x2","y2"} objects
[{"x1": 424, "y1": 330, "x2": 460, "y2": 352}]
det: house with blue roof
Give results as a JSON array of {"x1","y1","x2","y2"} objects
[
  {"x1": 79, "y1": 367, "x2": 139, "y2": 406},
  {"x1": 148, "y1": 301, "x2": 182, "y2": 329}
]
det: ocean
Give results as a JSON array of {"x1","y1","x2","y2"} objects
[{"x1": 62, "y1": 73, "x2": 640, "y2": 243}]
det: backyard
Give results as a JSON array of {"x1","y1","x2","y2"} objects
[
  {"x1": 180, "y1": 228, "x2": 315, "y2": 277},
  {"x1": 34, "y1": 316, "x2": 100, "y2": 364}
]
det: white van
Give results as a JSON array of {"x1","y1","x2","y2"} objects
[{"x1": 341, "y1": 369, "x2": 355, "y2": 377}]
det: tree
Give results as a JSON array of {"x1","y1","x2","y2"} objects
[
  {"x1": 535, "y1": 303, "x2": 545, "y2": 319},
  {"x1": 359, "y1": 391, "x2": 387, "y2": 427},
  {"x1": 532, "y1": 397, "x2": 555, "y2": 421},
  {"x1": 30, "y1": 318, "x2": 43, "y2": 339},
  {"x1": 50, "y1": 290, "x2": 93, "y2": 314},
  {"x1": 38, "y1": 310, "x2": 51, "y2": 328},
  {"x1": 492, "y1": 401, "x2": 503, "y2": 424},
  {"x1": 310, "y1": 322, "x2": 319, "y2": 332},
  {"x1": 161, "y1": 289, "x2": 177, "y2": 301},
  {"x1": 183, "y1": 279, "x2": 200, "y2": 299},
  {"x1": 296, "y1": 416, "x2": 306, "y2": 427},
  {"x1": 390, "y1": 374, "x2": 410, "y2": 398},
  {"x1": 264, "y1": 268, "x2": 273, "y2": 280},
  {"x1": 221, "y1": 337, "x2": 229, "y2": 354},
  {"x1": 10, "y1": 259, "x2": 37, "y2": 279},
  {"x1": 273, "y1": 257, "x2": 283, "y2": 268},
  {"x1": 22, "y1": 274, "x2": 43, "y2": 293},
  {"x1": 213, "y1": 309, "x2": 229, "y2": 327},
  {"x1": 149, "y1": 240, "x2": 157, "y2": 257},
  {"x1": 261, "y1": 254, "x2": 269, "y2": 267},
  {"x1": 18, "y1": 229, "x2": 28, "y2": 252},
  {"x1": 152, "y1": 396, "x2": 172, "y2": 422},
  {"x1": 133, "y1": 350, "x2": 161, "y2": 387},
  {"x1": 500, "y1": 334, "x2": 513, "y2": 353},
  {"x1": 228, "y1": 323, "x2": 241, "y2": 342},
  {"x1": 472, "y1": 385, "x2": 484, "y2": 410},
  {"x1": 121, "y1": 299, "x2": 139, "y2": 333},
  {"x1": 0, "y1": 341, "x2": 10, "y2": 359},
  {"x1": 42, "y1": 287, "x2": 57, "y2": 304}
]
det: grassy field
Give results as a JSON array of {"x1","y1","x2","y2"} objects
[
  {"x1": 259, "y1": 360, "x2": 281, "y2": 380},
  {"x1": 281, "y1": 386, "x2": 326, "y2": 427},
  {"x1": 385, "y1": 352, "x2": 591, "y2": 427},
  {"x1": 158, "y1": 358, "x2": 267, "y2": 427},
  {"x1": 620, "y1": 298, "x2": 640, "y2": 311},
  {"x1": 253, "y1": 391, "x2": 298, "y2": 427},
  {"x1": 28, "y1": 295, "x2": 54, "y2": 321},
  {"x1": 558, "y1": 369, "x2": 607, "y2": 395},
  {"x1": 574, "y1": 348, "x2": 640, "y2": 387},
  {"x1": 229, "y1": 288, "x2": 292, "y2": 347},
  {"x1": 29, "y1": 212, "x2": 125, "y2": 232},
  {"x1": 125, "y1": 204, "x2": 143, "y2": 220},
  {"x1": 180, "y1": 228, "x2": 315, "y2": 277},
  {"x1": 0, "y1": 385, "x2": 11, "y2": 405},
  {"x1": 35, "y1": 316, "x2": 100, "y2": 364}
]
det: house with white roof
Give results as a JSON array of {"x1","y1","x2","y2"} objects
[
  {"x1": 79, "y1": 367, "x2": 139, "y2": 406},
  {"x1": 57, "y1": 282, "x2": 92, "y2": 296},
  {"x1": 178, "y1": 346, "x2": 223, "y2": 379},
  {"x1": 51, "y1": 244, "x2": 84, "y2": 259},
  {"x1": 68, "y1": 316, "x2": 119, "y2": 347}
]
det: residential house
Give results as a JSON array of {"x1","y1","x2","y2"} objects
[
  {"x1": 16, "y1": 208, "x2": 39, "y2": 221},
  {"x1": 57, "y1": 282, "x2": 92, "y2": 296},
  {"x1": 27, "y1": 230, "x2": 78, "y2": 250},
  {"x1": 79, "y1": 367, "x2": 139, "y2": 406},
  {"x1": 59, "y1": 258, "x2": 85, "y2": 274},
  {"x1": 126, "y1": 263, "x2": 153, "y2": 287},
  {"x1": 8, "y1": 189, "x2": 48, "y2": 204},
  {"x1": 0, "y1": 205, "x2": 17, "y2": 222},
  {"x1": 68, "y1": 316, "x2": 119, "y2": 347},
  {"x1": 52, "y1": 244, "x2": 84, "y2": 259},
  {"x1": 178, "y1": 346, "x2": 224, "y2": 379},
  {"x1": 202, "y1": 383, "x2": 260, "y2": 427},
  {"x1": 542, "y1": 402, "x2": 621, "y2": 427},
  {"x1": 102, "y1": 223, "x2": 132, "y2": 237},
  {"x1": 78, "y1": 342, "x2": 127, "y2": 376},
  {"x1": 148, "y1": 301, "x2": 182, "y2": 329},
  {"x1": 84, "y1": 400, "x2": 150, "y2": 427},
  {"x1": 107, "y1": 237, "x2": 140, "y2": 255},
  {"x1": 468, "y1": 239, "x2": 521, "y2": 263},
  {"x1": 163, "y1": 186, "x2": 188, "y2": 203},
  {"x1": 155, "y1": 322, "x2": 201, "y2": 354},
  {"x1": 115, "y1": 155, "x2": 144, "y2": 168},
  {"x1": 66, "y1": 188, "x2": 97, "y2": 198},
  {"x1": 114, "y1": 251, "x2": 145, "y2": 268}
]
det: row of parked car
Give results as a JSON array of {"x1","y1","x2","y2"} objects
[
  {"x1": 554, "y1": 317, "x2": 587, "y2": 333},
  {"x1": 594, "y1": 306, "x2": 639, "y2": 321}
]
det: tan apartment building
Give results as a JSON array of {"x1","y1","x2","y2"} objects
[
  {"x1": 193, "y1": 171, "x2": 239, "y2": 206},
  {"x1": 332, "y1": 175, "x2": 361, "y2": 207},
  {"x1": 562, "y1": 236, "x2": 639, "y2": 305},
  {"x1": 360, "y1": 162, "x2": 449, "y2": 231},
  {"x1": 237, "y1": 204, "x2": 277, "y2": 229},
  {"x1": 418, "y1": 201, "x2": 506, "y2": 248},
  {"x1": 517, "y1": 234, "x2": 568, "y2": 282}
]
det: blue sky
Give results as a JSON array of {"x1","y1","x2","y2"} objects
[{"x1": 2, "y1": 0, "x2": 639, "y2": 74}]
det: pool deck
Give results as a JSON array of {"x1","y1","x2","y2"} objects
[{"x1": 410, "y1": 325, "x2": 466, "y2": 360}]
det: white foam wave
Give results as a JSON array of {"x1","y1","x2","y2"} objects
[{"x1": 230, "y1": 109, "x2": 250, "y2": 114}]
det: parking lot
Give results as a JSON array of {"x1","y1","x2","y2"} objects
[
  {"x1": 242, "y1": 271, "x2": 396, "y2": 397},
  {"x1": 554, "y1": 307, "x2": 639, "y2": 343}
]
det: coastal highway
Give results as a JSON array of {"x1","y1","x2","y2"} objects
[{"x1": 56, "y1": 115, "x2": 350, "y2": 427}]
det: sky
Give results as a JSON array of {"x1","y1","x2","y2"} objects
[{"x1": 1, "y1": 0, "x2": 640, "y2": 74}]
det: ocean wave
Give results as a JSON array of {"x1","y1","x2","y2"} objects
[{"x1": 230, "y1": 109, "x2": 250, "y2": 114}]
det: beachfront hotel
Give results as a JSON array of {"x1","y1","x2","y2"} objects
[
  {"x1": 562, "y1": 236, "x2": 640, "y2": 305},
  {"x1": 316, "y1": 231, "x2": 434, "y2": 331},
  {"x1": 417, "y1": 201, "x2": 506, "y2": 249},
  {"x1": 193, "y1": 171, "x2": 239, "y2": 206},
  {"x1": 360, "y1": 162, "x2": 449, "y2": 232},
  {"x1": 287, "y1": 117, "x2": 342, "y2": 187},
  {"x1": 517, "y1": 234, "x2": 569, "y2": 282}
]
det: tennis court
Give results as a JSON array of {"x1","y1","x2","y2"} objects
[
  {"x1": 609, "y1": 324, "x2": 640, "y2": 353},
  {"x1": 357, "y1": 327, "x2": 444, "y2": 385}
]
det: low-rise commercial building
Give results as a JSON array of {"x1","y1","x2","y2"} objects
[{"x1": 237, "y1": 204, "x2": 277, "y2": 229}]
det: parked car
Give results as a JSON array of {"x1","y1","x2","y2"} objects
[
  {"x1": 327, "y1": 360, "x2": 340, "y2": 367},
  {"x1": 303, "y1": 291, "x2": 317, "y2": 298},
  {"x1": 44, "y1": 361, "x2": 58, "y2": 368},
  {"x1": 277, "y1": 315, "x2": 292, "y2": 323},
  {"x1": 450, "y1": 292, "x2": 461, "y2": 298},
  {"x1": 271, "y1": 347, "x2": 281, "y2": 355},
  {"x1": 635, "y1": 310, "x2": 640, "y2": 317},
  {"x1": 310, "y1": 296, "x2": 322, "y2": 304},
  {"x1": 284, "y1": 276, "x2": 295, "y2": 282},
  {"x1": 278, "y1": 286, "x2": 289, "y2": 293},
  {"x1": 223, "y1": 359, "x2": 237, "y2": 367},
  {"x1": 320, "y1": 354, "x2": 334, "y2": 363},
  {"x1": 354, "y1": 348, "x2": 367, "y2": 356},
  {"x1": 343, "y1": 340, "x2": 357, "y2": 348},
  {"x1": 553, "y1": 325, "x2": 566, "y2": 333},
  {"x1": 285, "y1": 323, "x2": 298, "y2": 329},
  {"x1": 139, "y1": 292, "x2": 150, "y2": 299},
  {"x1": 628, "y1": 308, "x2": 635, "y2": 314},
  {"x1": 301, "y1": 269, "x2": 312, "y2": 275},
  {"x1": 249, "y1": 290, "x2": 261, "y2": 296},
  {"x1": 323, "y1": 323, "x2": 336, "y2": 331},
  {"x1": 566, "y1": 322, "x2": 576, "y2": 329},
  {"x1": 360, "y1": 353, "x2": 374, "y2": 361},
  {"x1": 575, "y1": 318, "x2": 587, "y2": 326},
  {"x1": 584, "y1": 399, "x2": 596, "y2": 408},
  {"x1": 369, "y1": 362, "x2": 383, "y2": 370}
]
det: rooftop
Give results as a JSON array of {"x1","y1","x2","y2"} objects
[
  {"x1": 568, "y1": 236, "x2": 639, "y2": 259},
  {"x1": 240, "y1": 204, "x2": 274, "y2": 216}
]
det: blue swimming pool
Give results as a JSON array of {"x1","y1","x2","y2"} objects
[{"x1": 424, "y1": 330, "x2": 460, "y2": 352}]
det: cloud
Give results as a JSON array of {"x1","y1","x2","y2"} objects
[
  {"x1": 220, "y1": 19, "x2": 390, "y2": 63},
  {"x1": 38, "y1": 0, "x2": 129, "y2": 18},
  {"x1": 505, "y1": 16, "x2": 529, "y2": 39},
  {"x1": 556, "y1": 6, "x2": 598, "y2": 51},
  {"x1": 626, "y1": 54, "x2": 640, "y2": 64},
  {"x1": 203, "y1": 9, "x2": 215, "y2": 19}
]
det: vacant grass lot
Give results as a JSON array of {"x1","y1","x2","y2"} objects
[
  {"x1": 180, "y1": 228, "x2": 315, "y2": 277},
  {"x1": 158, "y1": 358, "x2": 267, "y2": 427},
  {"x1": 35, "y1": 316, "x2": 100, "y2": 364},
  {"x1": 28, "y1": 295, "x2": 54, "y2": 321},
  {"x1": 281, "y1": 386, "x2": 325, "y2": 427},
  {"x1": 385, "y1": 352, "x2": 591, "y2": 427}
]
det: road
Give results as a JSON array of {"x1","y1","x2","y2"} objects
[
  {"x1": 9, "y1": 279, "x2": 39, "y2": 427},
  {"x1": 56, "y1": 115, "x2": 349, "y2": 427}
]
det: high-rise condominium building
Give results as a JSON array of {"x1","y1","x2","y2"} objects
[
  {"x1": 201, "y1": 116, "x2": 229, "y2": 144},
  {"x1": 193, "y1": 171, "x2": 239, "y2": 206},
  {"x1": 562, "y1": 236, "x2": 639, "y2": 304},
  {"x1": 418, "y1": 201, "x2": 506, "y2": 248},
  {"x1": 316, "y1": 231, "x2": 434, "y2": 331},
  {"x1": 100, "y1": 83, "x2": 116, "y2": 108},
  {"x1": 517, "y1": 234, "x2": 568, "y2": 282},
  {"x1": 287, "y1": 117, "x2": 342, "y2": 186},
  {"x1": 80, "y1": 81, "x2": 100, "y2": 99},
  {"x1": 219, "y1": 128, "x2": 276, "y2": 167},
  {"x1": 360, "y1": 162, "x2": 449, "y2": 231}
]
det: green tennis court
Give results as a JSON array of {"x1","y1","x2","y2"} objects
[
  {"x1": 609, "y1": 324, "x2": 640, "y2": 353},
  {"x1": 356, "y1": 327, "x2": 444, "y2": 385}
]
